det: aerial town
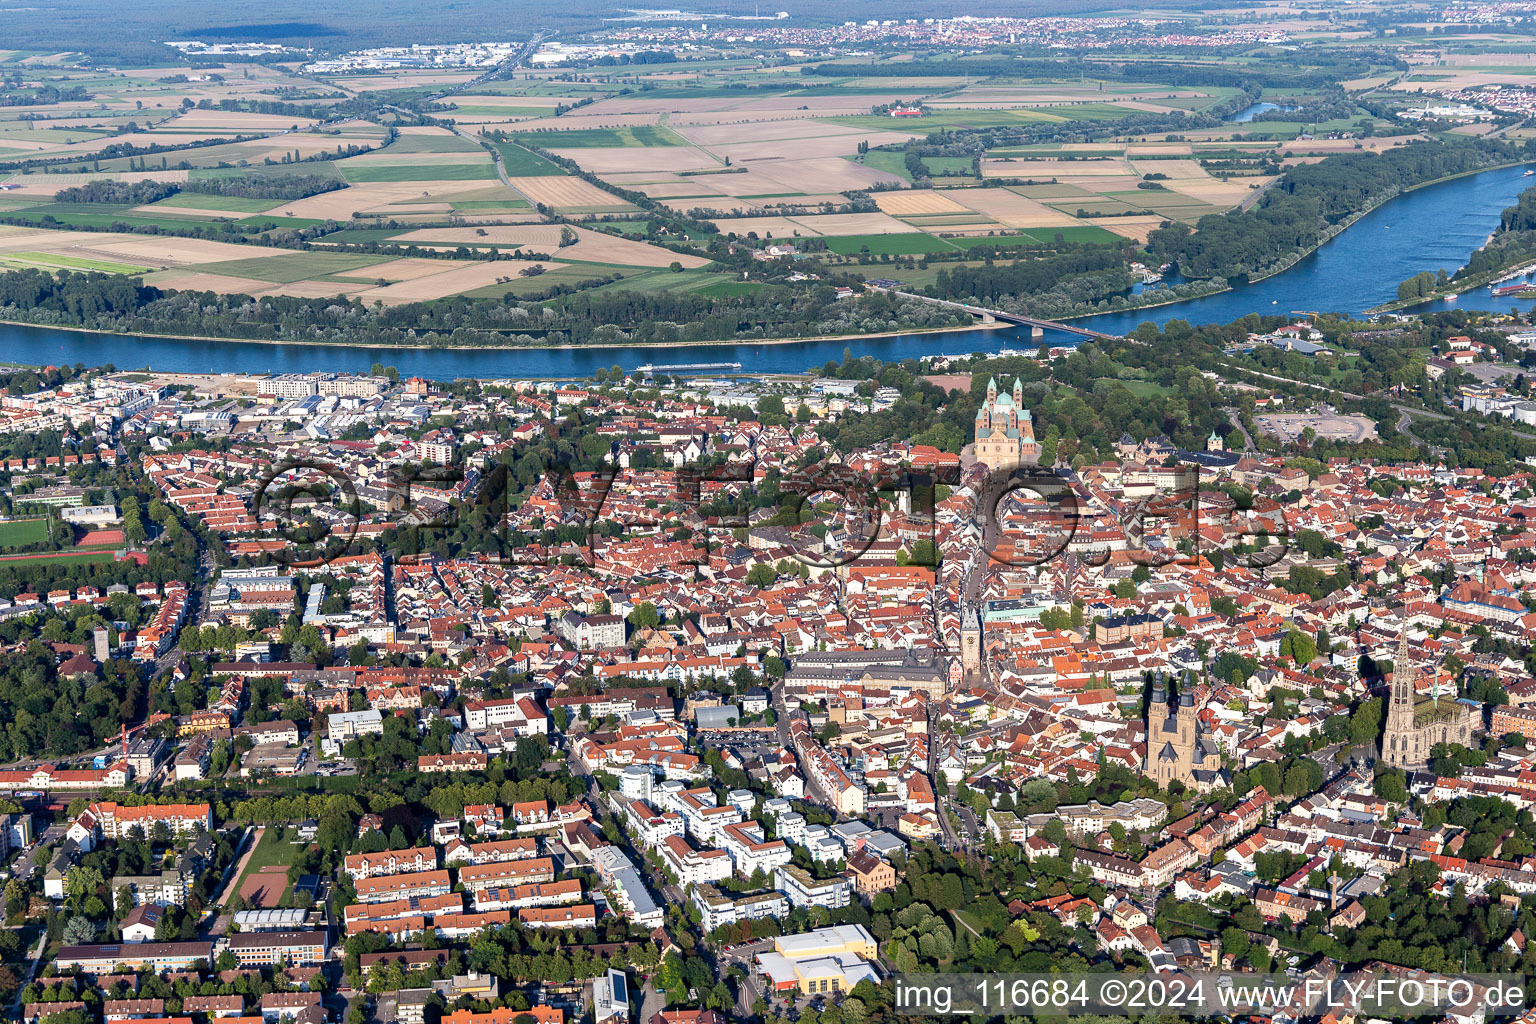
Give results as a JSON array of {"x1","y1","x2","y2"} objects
[
  {"x1": 9, "y1": 0, "x2": 1536, "y2": 1023},
  {"x1": 0, "y1": 303, "x2": 1529, "y2": 1023}
]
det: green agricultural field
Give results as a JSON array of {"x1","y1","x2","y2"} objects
[
  {"x1": 1031, "y1": 224, "x2": 1124, "y2": 245},
  {"x1": 491, "y1": 143, "x2": 565, "y2": 177},
  {"x1": 0, "y1": 518, "x2": 50, "y2": 550},
  {"x1": 923, "y1": 156, "x2": 977, "y2": 175},
  {"x1": 989, "y1": 147, "x2": 1125, "y2": 158},
  {"x1": 0, "y1": 127, "x2": 112, "y2": 143},
  {"x1": 0, "y1": 251, "x2": 149, "y2": 273},
  {"x1": 874, "y1": 258, "x2": 1009, "y2": 288},
  {"x1": 86, "y1": 139, "x2": 369, "y2": 173},
  {"x1": 451, "y1": 199, "x2": 531, "y2": 211},
  {"x1": 446, "y1": 105, "x2": 550, "y2": 118},
  {"x1": 236, "y1": 215, "x2": 328, "y2": 231},
  {"x1": 825, "y1": 233, "x2": 959, "y2": 255},
  {"x1": 1050, "y1": 200, "x2": 1144, "y2": 216},
  {"x1": 834, "y1": 110, "x2": 1065, "y2": 132},
  {"x1": 1011, "y1": 183, "x2": 1096, "y2": 198},
  {"x1": 585, "y1": 268, "x2": 738, "y2": 294},
  {"x1": 460, "y1": 264, "x2": 623, "y2": 298},
  {"x1": 149, "y1": 193, "x2": 279, "y2": 213},
  {"x1": 518, "y1": 81, "x2": 618, "y2": 97},
  {"x1": 858, "y1": 150, "x2": 913, "y2": 183},
  {"x1": 942, "y1": 224, "x2": 1122, "y2": 246},
  {"x1": 514, "y1": 125, "x2": 687, "y2": 148},
  {"x1": 382, "y1": 133, "x2": 487, "y2": 154},
  {"x1": 694, "y1": 279, "x2": 766, "y2": 299},
  {"x1": 946, "y1": 232, "x2": 1045, "y2": 248},
  {"x1": 192, "y1": 252, "x2": 392, "y2": 284},
  {"x1": 340, "y1": 162, "x2": 498, "y2": 183},
  {"x1": 0, "y1": 203, "x2": 228, "y2": 231},
  {"x1": 308, "y1": 227, "x2": 409, "y2": 244}
]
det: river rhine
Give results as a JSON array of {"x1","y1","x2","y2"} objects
[{"x1": 1, "y1": 163, "x2": 1531, "y2": 379}]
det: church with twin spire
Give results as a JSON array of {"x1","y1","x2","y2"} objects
[
  {"x1": 973, "y1": 376, "x2": 1040, "y2": 471},
  {"x1": 1144, "y1": 672, "x2": 1225, "y2": 791}
]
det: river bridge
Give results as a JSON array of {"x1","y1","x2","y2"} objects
[{"x1": 887, "y1": 290, "x2": 1122, "y2": 341}]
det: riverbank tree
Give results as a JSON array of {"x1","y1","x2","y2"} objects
[
  {"x1": 1148, "y1": 139, "x2": 1536, "y2": 281},
  {"x1": 0, "y1": 267, "x2": 972, "y2": 348}
]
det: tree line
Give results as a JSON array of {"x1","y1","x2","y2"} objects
[{"x1": 0, "y1": 267, "x2": 970, "y2": 348}]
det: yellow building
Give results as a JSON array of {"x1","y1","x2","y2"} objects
[
  {"x1": 772, "y1": 924, "x2": 878, "y2": 960},
  {"x1": 757, "y1": 925, "x2": 881, "y2": 996}
]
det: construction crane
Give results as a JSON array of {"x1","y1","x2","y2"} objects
[
  {"x1": 115, "y1": 720, "x2": 151, "y2": 773},
  {"x1": 1290, "y1": 310, "x2": 1323, "y2": 323}
]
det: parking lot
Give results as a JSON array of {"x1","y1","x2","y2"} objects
[{"x1": 1255, "y1": 412, "x2": 1377, "y2": 443}]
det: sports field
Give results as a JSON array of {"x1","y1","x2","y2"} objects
[
  {"x1": 230, "y1": 826, "x2": 298, "y2": 909},
  {"x1": 0, "y1": 518, "x2": 49, "y2": 550}
]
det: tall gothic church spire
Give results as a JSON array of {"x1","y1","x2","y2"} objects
[{"x1": 1391, "y1": 624, "x2": 1415, "y2": 715}]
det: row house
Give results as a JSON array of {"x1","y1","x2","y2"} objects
[
  {"x1": 458, "y1": 857, "x2": 556, "y2": 897},
  {"x1": 790, "y1": 719, "x2": 866, "y2": 817},
  {"x1": 517, "y1": 905, "x2": 597, "y2": 930},
  {"x1": 354, "y1": 870, "x2": 452, "y2": 904},
  {"x1": 0, "y1": 763, "x2": 132, "y2": 793},
  {"x1": 444, "y1": 837, "x2": 539, "y2": 866},
  {"x1": 473, "y1": 879, "x2": 584, "y2": 912},
  {"x1": 344, "y1": 892, "x2": 464, "y2": 928},
  {"x1": 418, "y1": 752, "x2": 488, "y2": 773},
  {"x1": 69, "y1": 802, "x2": 211, "y2": 852},
  {"x1": 343, "y1": 846, "x2": 438, "y2": 881},
  {"x1": 1072, "y1": 849, "x2": 1143, "y2": 890}
]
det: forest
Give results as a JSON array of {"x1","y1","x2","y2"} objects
[
  {"x1": 181, "y1": 173, "x2": 347, "y2": 200},
  {"x1": 1456, "y1": 182, "x2": 1536, "y2": 282},
  {"x1": 53, "y1": 181, "x2": 181, "y2": 205},
  {"x1": 803, "y1": 51, "x2": 1393, "y2": 90},
  {"x1": 926, "y1": 249, "x2": 1128, "y2": 305},
  {"x1": 0, "y1": 268, "x2": 971, "y2": 348}
]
